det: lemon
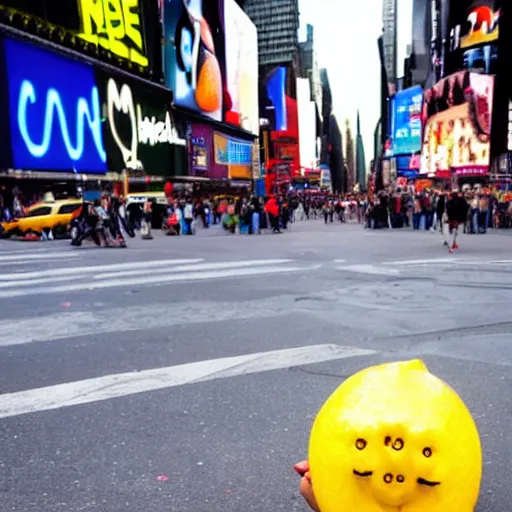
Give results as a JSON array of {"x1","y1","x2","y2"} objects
[{"x1": 308, "y1": 360, "x2": 482, "y2": 512}]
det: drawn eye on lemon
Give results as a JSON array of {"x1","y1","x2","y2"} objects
[{"x1": 308, "y1": 360, "x2": 482, "y2": 512}]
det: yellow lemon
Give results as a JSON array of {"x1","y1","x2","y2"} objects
[{"x1": 308, "y1": 360, "x2": 482, "y2": 512}]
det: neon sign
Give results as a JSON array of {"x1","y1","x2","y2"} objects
[
  {"x1": 5, "y1": 37, "x2": 108, "y2": 173},
  {"x1": 17, "y1": 80, "x2": 106, "y2": 163},
  {"x1": 106, "y1": 78, "x2": 186, "y2": 171},
  {"x1": 78, "y1": 0, "x2": 148, "y2": 67}
]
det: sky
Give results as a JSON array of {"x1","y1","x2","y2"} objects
[{"x1": 298, "y1": 0, "x2": 383, "y2": 167}]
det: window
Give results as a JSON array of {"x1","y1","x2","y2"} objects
[
  {"x1": 26, "y1": 206, "x2": 52, "y2": 217},
  {"x1": 58, "y1": 203, "x2": 82, "y2": 215}
]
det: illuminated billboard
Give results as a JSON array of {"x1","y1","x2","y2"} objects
[
  {"x1": 2, "y1": 37, "x2": 185, "y2": 174},
  {"x1": 77, "y1": 0, "x2": 149, "y2": 67},
  {"x1": 297, "y1": 78, "x2": 316, "y2": 170},
  {"x1": 95, "y1": 70, "x2": 186, "y2": 174},
  {"x1": 1, "y1": 0, "x2": 150, "y2": 68},
  {"x1": 4, "y1": 37, "x2": 107, "y2": 173},
  {"x1": 449, "y1": 1, "x2": 501, "y2": 51},
  {"x1": 420, "y1": 71, "x2": 495, "y2": 176},
  {"x1": 223, "y1": 0, "x2": 259, "y2": 135},
  {"x1": 163, "y1": 0, "x2": 224, "y2": 121},
  {"x1": 391, "y1": 86, "x2": 423, "y2": 156}
]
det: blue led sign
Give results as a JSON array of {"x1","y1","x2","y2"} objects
[
  {"x1": 392, "y1": 86, "x2": 423, "y2": 156},
  {"x1": 5, "y1": 38, "x2": 107, "y2": 173}
]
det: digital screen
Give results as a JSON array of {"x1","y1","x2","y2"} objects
[
  {"x1": 392, "y1": 86, "x2": 423, "y2": 156},
  {"x1": 463, "y1": 44, "x2": 498, "y2": 73},
  {"x1": 264, "y1": 67, "x2": 288, "y2": 132},
  {"x1": 1, "y1": 0, "x2": 149, "y2": 68},
  {"x1": 77, "y1": 0, "x2": 148, "y2": 67},
  {"x1": 224, "y1": 0, "x2": 259, "y2": 135},
  {"x1": 163, "y1": 0, "x2": 224, "y2": 121},
  {"x1": 449, "y1": 0, "x2": 501, "y2": 51},
  {"x1": 94, "y1": 68, "x2": 186, "y2": 175},
  {"x1": 4, "y1": 37, "x2": 107, "y2": 173},
  {"x1": 421, "y1": 71, "x2": 495, "y2": 175}
]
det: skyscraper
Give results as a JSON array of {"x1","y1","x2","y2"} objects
[
  {"x1": 355, "y1": 111, "x2": 367, "y2": 188},
  {"x1": 382, "y1": 0, "x2": 397, "y2": 94},
  {"x1": 345, "y1": 120, "x2": 355, "y2": 192},
  {"x1": 243, "y1": 0, "x2": 299, "y2": 70}
]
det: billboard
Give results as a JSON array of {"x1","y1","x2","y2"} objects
[
  {"x1": 1, "y1": 0, "x2": 150, "y2": 69},
  {"x1": 95, "y1": 70, "x2": 186, "y2": 175},
  {"x1": 2, "y1": 36, "x2": 185, "y2": 175},
  {"x1": 4, "y1": 37, "x2": 107, "y2": 173},
  {"x1": 392, "y1": 86, "x2": 423, "y2": 156},
  {"x1": 77, "y1": 0, "x2": 148, "y2": 67},
  {"x1": 224, "y1": 0, "x2": 259, "y2": 135},
  {"x1": 420, "y1": 71, "x2": 495, "y2": 176},
  {"x1": 449, "y1": 1, "x2": 501, "y2": 51},
  {"x1": 163, "y1": 0, "x2": 224, "y2": 121},
  {"x1": 297, "y1": 78, "x2": 316, "y2": 170},
  {"x1": 261, "y1": 67, "x2": 288, "y2": 132}
]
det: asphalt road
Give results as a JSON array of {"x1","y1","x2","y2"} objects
[{"x1": 0, "y1": 220, "x2": 511, "y2": 512}]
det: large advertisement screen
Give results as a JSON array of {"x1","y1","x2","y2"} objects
[
  {"x1": 392, "y1": 86, "x2": 423, "y2": 156},
  {"x1": 420, "y1": 71, "x2": 495, "y2": 176},
  {"x1": 449, "y1": 0, "x2": 501, "y2": 51},
  {"x1": 3, "y1": 37, "x2": 185, "y2": 174},
  {"x1": 261, "y1": 67, "x2": 288, "y2": 132},
  {"x1": 163, "y1": 0, "x2": 224, "y2": 121},
  {"x1": 1, "y1": 0, "x2": 150, "y2": 69},
  {"x1": 95, "y1": 70, "x2": 186, "y2": 175},
  {"x1": 223, "y1": 0, "x2": 258, "y2": 135},
  {"x1": 4, "y1": 37, "x2": 107, "y2": 173}
]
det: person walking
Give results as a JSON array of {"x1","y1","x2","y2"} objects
[{"x1": 444, "y1": 190, "x2": 468, "y2": 252}]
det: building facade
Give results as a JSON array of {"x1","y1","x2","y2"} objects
[{"x1": 243, "y1": 0, "x2": 299, "y2": 69}]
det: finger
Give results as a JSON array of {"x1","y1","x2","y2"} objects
[
  {"x1": 299, "y1": 476, "x2": 320, "y2": 512},
  {"x1": 293, "y1": 460, "x2": 310, "y2": 476}
]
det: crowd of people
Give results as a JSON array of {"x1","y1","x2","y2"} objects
[{"x1": 2, "y1": 183, "x2": 512, "y2": 244}]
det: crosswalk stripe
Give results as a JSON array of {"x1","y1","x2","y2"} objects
[
  {"x1": 0, "y1": 252, "x2": 79, "y2": 262},
  {"x1": 0, "y1": 344, "x2": 377, "y2": 419},
  {"x1": 93, "y1": 259, "x2": 292, "y2": 280},
  {"x1": 383, "y1": 258, "x2": 460, "y2": 266},
  {"x1": 0, "y1": 260, "x2": 294, "y2": 289},
  {"x1": 0, "y1": 258, "x2": 205, "y2": 281},
  {"x1": 0, "y1": 264, "x2": 304, "y2": 298}
]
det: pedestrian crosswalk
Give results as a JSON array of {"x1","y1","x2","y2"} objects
[
  {"x1": 335, "y1": 257, "x2": 512, "y2": 276},
  {"x1": 0, "y1": 257, "x2": 308, "y2": 299}
]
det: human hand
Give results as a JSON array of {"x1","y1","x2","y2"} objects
[{"x1": 294, "y1": 460, "x2": 320, "y2": 511}]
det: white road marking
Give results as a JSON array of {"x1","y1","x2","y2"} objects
[
  {"x1": 0, "y1": 265, "x2": 304, "y2": 298},
  {"x1": 0, "y1": 344, "x2": 377, "y2": 419},
  {"x1": 0, "y1": 258, "x2": 204, "y2": 281},
  {"x1": 93, "y1": 259, "x2": 292, "y2": 280},
  {"x1": 337, "y1": 264, "x2": 401, "y2": 276},
  {"x1": 383, "y1": 258, "x2": 461, "y2": 266},
  {"x1": 0, "y1": 252, "x2": 79, "y2": 262},
  {"x1": 333, "y1": 259, "x2": 346, "y2": 264}
]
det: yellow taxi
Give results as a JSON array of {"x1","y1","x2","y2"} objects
[{"x1": 2, "y1": 199, "x2": 83, "y2": 237}]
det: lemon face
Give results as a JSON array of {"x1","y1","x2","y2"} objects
[{"x1": 308, "y1": 360, "x2": 482, "y2": 512}]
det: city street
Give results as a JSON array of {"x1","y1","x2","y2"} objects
[{"x1": 1, "y1": 221, "x2": 512, "y2": 512}]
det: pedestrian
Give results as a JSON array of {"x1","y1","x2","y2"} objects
[
  {"x1": 444, "y1": 190, "x2": 468, "y2": 253},
  {"x1": 183, "y1": 197, "x2": 195, "y2": 235}
]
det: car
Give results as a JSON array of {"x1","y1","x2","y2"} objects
[{"x1": 1, "y1": 199, "x2": 84, "y2": 238}]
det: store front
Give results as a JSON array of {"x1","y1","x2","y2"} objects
[{"x1": 186, "y1": 122, "x2": 254, "y2": 192}]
